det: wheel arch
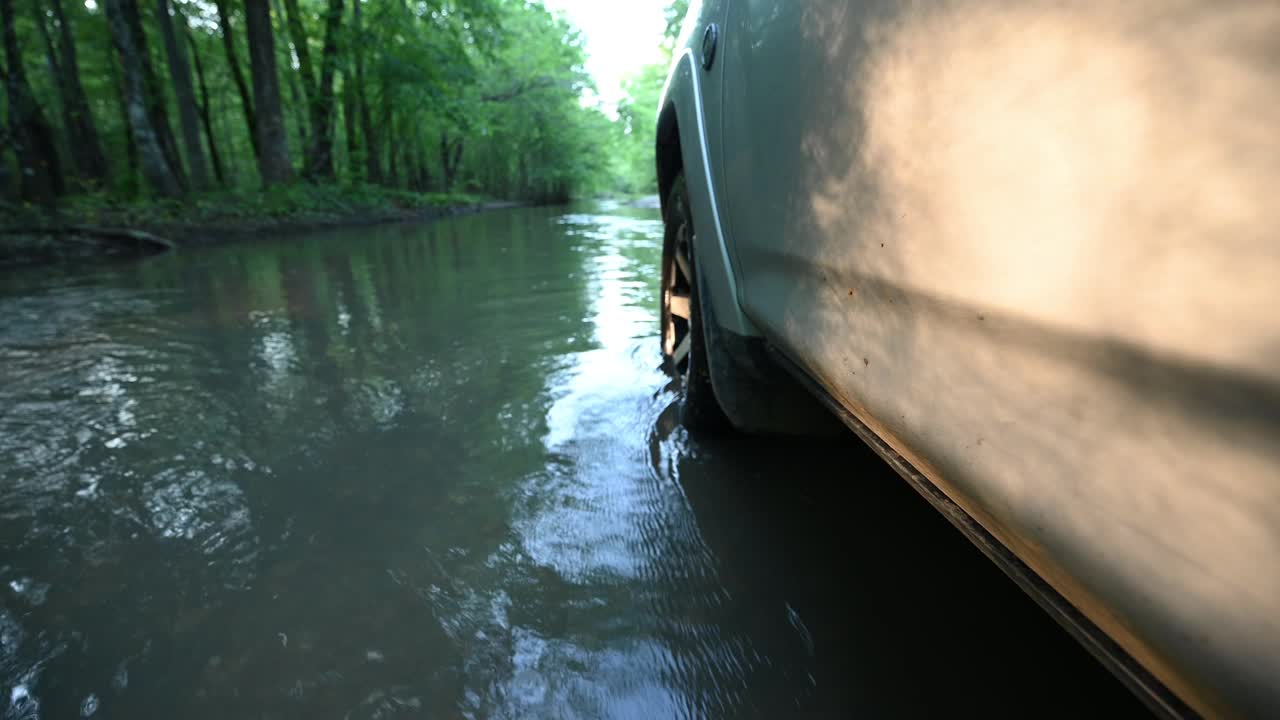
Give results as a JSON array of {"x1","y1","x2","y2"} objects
[
  {"x1": 656, "y1": 101, "x2": 682, "y2": 227},
  {"x1": 654, "y1": 50, "x2": 757, "y2": 339}
]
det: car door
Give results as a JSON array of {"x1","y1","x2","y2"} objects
[{"x1": 720, "y1": 1, "x2": 1280, "y2": 717}]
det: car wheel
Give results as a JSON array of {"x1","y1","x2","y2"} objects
[
  {"x1": 662, "y1": 172, "x2": 842, "y2": 436},
  {"x1": 661, "y1": 174, "x2": 730, "y2": 431}
]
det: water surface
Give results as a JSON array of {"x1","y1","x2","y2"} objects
[{"x1": 0, "y1": 202, "x2": 1143, "y2": 718}]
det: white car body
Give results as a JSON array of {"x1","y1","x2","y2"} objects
[{"x1": 656, "y1": 1, "x2": 1280, "y2": 717}]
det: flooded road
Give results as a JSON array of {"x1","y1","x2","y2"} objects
[{"x1": 0, "y1": 202, "x2": 1144, "y2": 718}]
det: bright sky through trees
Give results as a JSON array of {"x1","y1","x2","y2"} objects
[{"x1": 540, "y1": 0, "x2": 671, "y2": 113}]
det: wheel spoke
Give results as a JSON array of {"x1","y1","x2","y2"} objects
[
  {"x1": 674, "y1": 243, "x2": 692, "y2": 283},
  {"x1": 668, "y1": 292, "x2": 690, "y2": 320},
  {"x1": 671, "y1": 332, "x2": 691, "y2": 366}
]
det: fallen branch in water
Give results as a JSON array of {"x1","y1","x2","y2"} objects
[{"x1": 0, "y1": 225, "x2": 176, "y2": 251}]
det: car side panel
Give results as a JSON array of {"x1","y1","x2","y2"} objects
[{"x1": 720, "y1": 1, "x2": 1280, "y2": 717}]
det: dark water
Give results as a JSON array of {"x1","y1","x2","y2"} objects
[{"x1": 0, "y1": 202, "x2": 1144, "y2": 718}]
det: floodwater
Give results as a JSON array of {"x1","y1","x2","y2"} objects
[{"x1": 0, "y1": 202, "x2": 1144, "y2": 718}]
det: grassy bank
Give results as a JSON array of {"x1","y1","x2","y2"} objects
[{"x1": 0, "y1": 184, "x2": 504, "y2": 246}]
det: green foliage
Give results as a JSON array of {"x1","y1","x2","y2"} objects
[
  {"x1": 613, "y1": 61, "x2": 668, "y2": 194},
  {"x1": 0, "y1": 0, "x2": 686, "y2": 217},
  {"x1": 663, "y1": 0, "x2": 690, "y2": 50},
  {"x1": 2, "y1": 0, "x2": 628, "y2": 209},
  {"x1": 439, "y1": 0, "x2": 610, "y2": 201},
  {"x1": 609, "y1": 0, "x2": 689, "y2": 194}
]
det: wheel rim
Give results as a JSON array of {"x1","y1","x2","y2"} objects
[{"x1": 662, "y1": 215, "x2": 694, "y2": 375}]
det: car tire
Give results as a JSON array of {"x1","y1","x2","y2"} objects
[
  {"x1": 662, "y1": 173, "x2": 841, "y2": 436},
  {"x1": 661, "y1": 174, "x2": 730, "y2": 431}
]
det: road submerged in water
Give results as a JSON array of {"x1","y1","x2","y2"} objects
[{"x1": 0, "y1": 200, "x2": 1146, "y2": 718}]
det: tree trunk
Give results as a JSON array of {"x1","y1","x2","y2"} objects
[
  {"x1": 453, "y1": 140, "x2": 464, "y2": 189},
  {"x1": 102, "y1": 0, "x2": 183, "y2": 196},
  {"x1": 213, "y1": 0, "x2": 258, "y2": 160},
  {"x1": 284, "y1": 65, "x2": 308, "y2": 148},
  {"x1": 270, "y1": 0, "x2": 308, "y2": 147},
  {"x1": 439, "y1": 133, "x2": 449, "y2": 191},
  {"x1": 280, "y1": 0, "x2": 315, "y2": 102},
  {"x1": 120, "y1": 0, "x2": 186, "y2": 190},
  {"x1": 49, "y1": 0, "x2": 108, "y2": 179},
  {"x1": 341, "y1": 74, "x2": 357, "y2": 179},
  {"x1": 2, "y1": 0, "x2": 64, "y2": 204},
  {"x1": 403, "y1": 141, "x2": 417, "y2": 191},
  {"x1": 416, "y1": 145, "x2": 428, "y2": 191},
  {"x1": 108, "y1": 45, "x2": 139, "y2": 195},
  {"x1": 353, "y1": 0, "x2": 377, "y2": 183},
  {"x1": 243, "y1": 0, "x2": 291, "y2": 184},
  {"x1": 155, "y1": 0, "x2": 208, "y2": 189},
  {"x1": 41, "y1": 0, "x2": 109, "y2": 187},
  {"x1": 187, "y1": 31, "x2": 224, "y2": 185},
  {"x1": 304, "y1": 0, "x2": 343, "y2": 179},
  {"x1": 377, "y1": 87, "x2": 392, "y2": 185},
  {"x1": 33, "y1": 8, "x2": 69, "y2": 156},
  {"x1": 440, "y1": 131, "x2": 463, "y2": 193},
  {"x1": 282, "y1": 0, "x2": 341, "y2": 180},
  {"x1": 518, "y1": 152, "x2": 527, "y2": 198},
  {"x1": 0, "y1": 119, "x2": 11, "y2": 199},
  {"x1": 386, "y1": 114, "x2": 398, "y2": 187}
]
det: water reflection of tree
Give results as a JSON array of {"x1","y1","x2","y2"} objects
[
  {"x1": 2, "y1": 205, "x2": 669, "y2": 716},
  {"x1": 135, "y1": 209, "x2": 607, "y2": 714}
]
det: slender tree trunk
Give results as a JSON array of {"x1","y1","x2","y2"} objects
[
  {"x1": 108, "y1": 46, "x2": 139, "y2": 195},
  {"x1": 270, "y1": 0, "x2": 307, "y2": 147},
  {"x1": 412, "y1": 137, "x2": 423, "y2": 190},
  {"x1": 403, "y1": 138, "x2": 416, "y2": 191},
  {"x1": 286, "y1": 72, "x2": 308, "y2": 146},
  {"x1": 120, "y1": 0, "x2": 186, "y2": 190},
  {"x1": 214, "y1": 74, "x2": 237, "y2": 181},
  {"x1": 102, "y1": 0, "x2": 183, "y2": 196},
  {"x1": 281, "y1": 0, "x2": 341, "y2": 179},
  {"x1": 156, "y1": 0, "x2": 208, "y2": 189},
  {"x1": 0, "y1": 110, "x2": 11, "y2": 199},
  {"x1": 341, "y1": 75, "x2": 357, "y2": 179},
  {"x1": 243, "y1": 0, "x2": 291, "y2": 184},
  {"x1": 439, "y1": 134, "x2": 449, "y2": 190},
  {"x1": 2, "y1": 0, "x2": 64, "y2": 204},
  {"x1": 377, "y1": 87, "x2": 391, "y2": 185},
  {"x1": 416, "y1": 145, "x2": 428, "y2": 191},
  {"x1": 453, "y1": 140, "x2": 463, "y2": 190},
  {"x1": 279, "y1": 0, "x2": 315, "y2": 102},
  {"x1": 440, "y1": 131, "x2": 463, "y2": 193},
  {"x1": 40, "y1": 0, "x2": 110, "y2": 187},
  {"x1": 283, "y1": 58, "x2": 308, "y2": 148},
  {"x1": 213, "y1": 0, "x2": 258, "y2": 160},
  {"x1": 33, "y1": 8, "x2": 70, "y2": 159},
  {"x1": 304, "y1": 0, "x2": 343, "y2": 179},
  {"x1": 187, "y1": 32, "x2": 224, "y2": 185},
  {"x1": 386, "y1": 113, "x2": 398, "y2": 187},
  {"x1": 361, "y1": 89, "x2": 378, "y2": 182},
  {"x1": 353, "y1": 0, "x2": 376, "y2": 182}
]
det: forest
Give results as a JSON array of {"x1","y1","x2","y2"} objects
[{"x1": 1, "y1": 0, "x2": 687, "y2": 222}]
